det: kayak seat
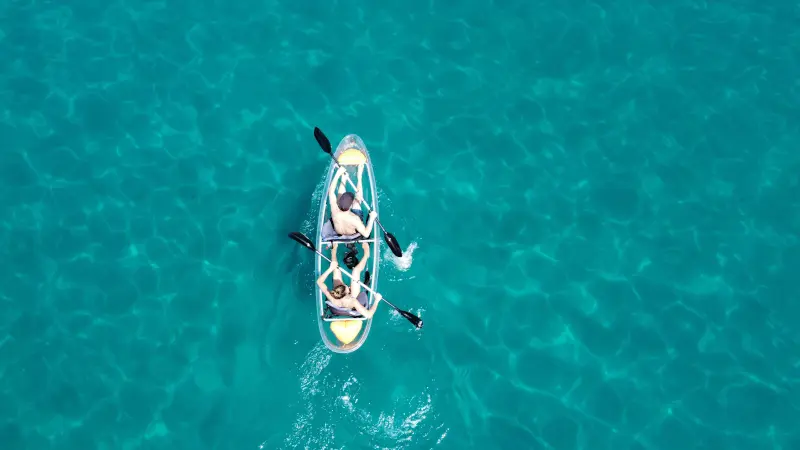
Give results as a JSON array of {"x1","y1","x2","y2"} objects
[
  {"x1": 321, "y1": 209, "x2": 365, "y2": 242},
  {"x1": 326, "y1": 291, "x2": 369, "y2": 317}
]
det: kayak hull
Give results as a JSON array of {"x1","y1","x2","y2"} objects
[{"x1": 315, "y1": 134, "x2": 380, "y2": 354}]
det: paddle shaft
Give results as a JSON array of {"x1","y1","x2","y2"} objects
[
  {"x1": 317, "y1": 247, "x2": 402, "y2": 311},
  {"x1": 328, "y1": 155, "x2": 389, "y2": 235}
]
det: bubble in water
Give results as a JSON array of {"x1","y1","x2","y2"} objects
[{"x1": 386, "y1": 241, "x2": 418, "y2": 271}]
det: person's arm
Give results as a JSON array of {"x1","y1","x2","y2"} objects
[
  {"x1": 316, "y1": 263, "x2": 335, "y2": 291},
  {"x1": 351, "y1": 293, "x2": 382, "y2": 319},
  {"x1": 354, "y1": 211, "x2": 377, "y2": 237},
  {"x1": 328, "y1": 167, "x2": 346, "y2": 213},
  {"x1": 316, "y1": 244, "x2": 339, "y2": 291}
]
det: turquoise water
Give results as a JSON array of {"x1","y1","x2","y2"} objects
[{"x1": 2, "y1": 0, "x2": 800, "y2": 448}]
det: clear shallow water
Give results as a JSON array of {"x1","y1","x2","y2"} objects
[{"x1": 2, "y1": 0, "x2": 800, "y2": 448}]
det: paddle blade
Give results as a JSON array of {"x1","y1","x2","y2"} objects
[
  {"x1": 313, "y1": 127, "x2": 333, "y2": 154},
  {"x1": 288, "y1": 232, "x2": 316, "y2": 252},
  {"x1": 384, "y1": 232, "x2": 403, "y2": 258},
  {"x1": 399, "y1": 310, "x2": 423, "y2": 328}
]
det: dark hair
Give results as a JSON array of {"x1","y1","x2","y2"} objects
[
  {"x1": 331, "y1": 285, "x2": 347, "y2": 299},
  {"x1": 337, "y1": 192, "x2": 355, "y2": 211}
]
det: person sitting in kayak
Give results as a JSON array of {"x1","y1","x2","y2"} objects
[
  {"x1": 329, "y1": 164, "x2": 377, "y2": 237},
  {"x1": 317, "y1": 242, "x2": 382, "y2": 318}
]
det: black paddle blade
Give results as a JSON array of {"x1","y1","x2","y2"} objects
[
  {"x1": 384, "y1": 232, "x2": 403, "y2": 258},
  {"x1": 399, "y1": 310, "x2": 423, "y2": 328},
  {"x1": 288, "y1": 232, "x2": 315, "y2": 252},
  {"x1": 313, "y1": 127, "x2": 333, "y2": 154}
]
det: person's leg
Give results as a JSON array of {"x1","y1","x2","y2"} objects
[
  {"x1": 332, "y1": 242, "x2": 344, "y2": 285},
  {"x1": 338, "y1": 170, "x2": 348, "y2": 195},
  {"x1": 348, "y1": 265, "x2": 363, "y2": 297},
  {"x1": 353, "y1": 163, "x2": 365, "y2": 210}
]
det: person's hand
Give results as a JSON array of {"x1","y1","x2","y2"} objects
[
  {"x1": 355, "y1": 189, "x2": 364, "y2": 204},
  {"x1": 369, "y1": 211, "x2": 377, "y2": 219},
  {"x1": 336, "y1": 166, "x2": 347, "y2": 178},
  {"x1": 374, "y1": 293, "x2": 383, "y2": 302},
  {"x1": 332, "y1": 242, "x2": 339, "y2": 251}
]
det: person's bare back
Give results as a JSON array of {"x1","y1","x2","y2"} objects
[
  {"x1": 331, "y1": 210, "x2": 365, "y2": 236},
  {"x1": 329, "y1": 165, "x2": 376, "y2": 237}
]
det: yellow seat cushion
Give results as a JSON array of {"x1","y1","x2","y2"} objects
[
  {"x1": 337, "y1": 148, "x2": 367, "y2": 166},
  {"x1": 330, "y1": 320, "x2": 363, "y2": 344}
]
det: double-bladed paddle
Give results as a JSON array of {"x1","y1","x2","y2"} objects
[
  {"x1": 289, "y1": 231, "x2": 423, "y2": 329},
  {"x1": 313, "y1": 127, "x2": 404, "y2": 258}
]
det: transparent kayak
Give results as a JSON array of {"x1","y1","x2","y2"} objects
[{"x1": 315, "y1": 134, "x2": 380, "y2": 353}]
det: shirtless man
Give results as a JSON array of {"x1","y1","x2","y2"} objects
[
  {"x1": 316, "y1": 242, "x2": 382, "y2": 318},
  {"x1": 329, "y1": 164, "x2": 377, "y2": 237}
]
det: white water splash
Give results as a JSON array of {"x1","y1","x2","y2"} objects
[
  {"x1": 281, "y1": 343, "x2": 332, "y2": 449},
  {"x1": 364, "y1": 392, "x2": 439, "y2": 445},
  {"x1": 386, "y1": 241, "x2": 418, "y2": 272},
  {"x1": 339, "y1": 375, "x2": 360, "y2": 413},
  {"x1": 272, "y1": 351, "x2": 446, "y2": 449}
]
